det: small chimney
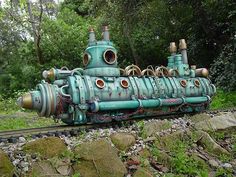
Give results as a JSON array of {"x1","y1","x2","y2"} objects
[
  {"x1": 179, "y1": 39, "x2": 188, "y2": 64},
  {"x1": 103, "y1": 25, "x2": 110, "y2": 41},
  {"x1": 89, "y1": 27, "x2": 96, "y2": 43},
  {"x1": 169, "y1": 42, "x2": 177, "y2": 56}
]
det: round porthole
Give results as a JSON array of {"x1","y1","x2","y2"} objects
[
  {"x1": 120, "y1": 79, "x2": 129, "y2": 88},
  {"x1": 95, "y1": 79, "x2": 105, "y2": 89},
  {"x1": 103, "y1": 49, "x2": 117, "y2": 64},
  {"x1": 180, "y1": 79, "x2": 187, "y2": 87},
  {"x1": 83, "y1": 53, "x2": 91, "y2": 66},
  {"x1": 194, "y1": 79, "x2": 200, "y2": 87}
]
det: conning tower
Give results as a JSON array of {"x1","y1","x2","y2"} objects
[{"x1": 83, "y1": 26, "x2": 120, "y2": 77}]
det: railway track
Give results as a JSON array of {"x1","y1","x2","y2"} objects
[{"x1": 0, "y1": 108, "x2": 235, "y2": 143}]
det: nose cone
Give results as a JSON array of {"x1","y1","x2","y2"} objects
[{"x1": 17, "y1": 93, "x2": 33, "y2": 109}]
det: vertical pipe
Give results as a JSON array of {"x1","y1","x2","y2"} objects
[
  {"x1": 103, "y1": 26, "x2": 110, "y2": 41},
  {"x1": 179, "y1": 39, "x2": 188, "y2": 64},
  {"x1": 89, "y1": 28, "x2": 96, "y2": 43},
  {"x1": 169, "y1": 42, "x2": 177, "y2": 56}
]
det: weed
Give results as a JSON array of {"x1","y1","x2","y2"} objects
[
  {"x1": 215, "y1": 167, "x2": 233, "y2": 177},
  {"x1": 170, "y1": 140, "x2": 209, "y2": 176},
  {"x1": 136, "y1": 120, "x2": 147, "y2": 138},
  {"x1": 209, "y1": 131, "x2": 226, "y2": 141},
  {"x1": 60, "y1": 149, "x2": 74, "y2": 159},
  {"x1": 72, "y1": 172, "x2": 81, "y2": 177},
  {"x1": 219, "y1": 154, "x2": 232, "y2": 163},
  {"x1": 150, "y1": 146, "x2": 160, "y2": 159},
  {"x1": 79, "y1": 129, "x2": 87, "y2": 139},
  {"x1": 119, "y1": 151, "x2": 127, "y2": 161}
]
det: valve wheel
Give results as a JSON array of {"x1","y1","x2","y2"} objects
[
  {"x1": 168, "y1": 69, "x2": 179, "y2": 77},
  {"x1": 155, "y1": 66, "x2": 169, "y2": 77},
  {"x1": 125, "y1": 64, "x2": 142, "y2": 76},
  {"x1": 141, "y1": 69, "x2": 156, "y2": 76},
  {"x1": 119, "y1": 68, "x2": 126, "y2": 76}
]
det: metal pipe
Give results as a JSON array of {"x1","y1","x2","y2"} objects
[
  {"x1": 103, "y1": 26, "x2": 110, "y2": 41},
  {"x1": 179, "y1": 39, "x2": 188, "y2": 64},
  {"x1": 195, "y1": 68, "x2": 209, "y2": 77},
  {"x1": 91, "y1": 96, "x2": 209, "y2": 112},
  {"x1": 169, "y1": 42, "x2": 177, "y2": 56},
  {"x1": 89, "y1": 28, "x2": 96, "y2": 43}
]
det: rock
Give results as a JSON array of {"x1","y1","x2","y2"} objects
[
  {"x1": 51, "y1": 157, "x2": 72, "y2": 176},
  {"x1": 23, "y1": 137, "x2": 67, "y2": 159},
  {"x1": 153, "y1": 151, "x2": 172, "y2": 168},
  {"x1": 142, "y1": 120, "x2": 173, "y2": 138},
  {"x1": 110, "y1": 132, "x2": 136, "y2": 151},
  {"x1": 56, "y1": 165, "x2": 72, "y2": 176},
  {"x1": 73, "y1": 139, "x2": 127, "y2": 177},
  {"x1": 195, "y1": 131, "x2": 230, "y2": 157},
  {"x1": 143, "y1": 137, "x2": 156, "y2": 143},
  {"x1": 13, "y1": 159, "x2": 20, "y2": 166},
  {"x1": 190, "y1": 113, "x2": 211, "y2": 123},
  {"x1": 133, "y1": 167, "x2": 153, "y2": 177},
  {"x1": 0, "y1": 149, "x2": 15, "y2": 176},
  {"x1": 19, "y1": 137, "x2": 26, "y2": 143},
  {"x1": 19, "y1": 161, "x2": 29, "y2": 168},
  {"x1": 194, "y1": 112, "x2": 236, "y2": 131},
  {"x1": 208, "y1": 159, "x2": 219, "y2": 168},
  {"x1": 29, "y1": 161, "x2": 63, "y2": 177},
  {"x1": 23, "y1": 166, "x2": 29, "y2": 172},
  {"x1": 221, "y1": 163, "x2": 232, "y2": 169},
  {"x1": 154, "y1": 130, "x2": 185, "y2": 151}
]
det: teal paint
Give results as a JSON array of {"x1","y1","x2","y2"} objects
[{"x1": 17, "y1": 28, "x2": 216, "y2": 125}]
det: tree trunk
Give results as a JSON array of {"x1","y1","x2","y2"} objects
[
  {"x1": 123, "y1": 24, "x2": 140, "y2": 66},
  {"x1": 26, "y1": 0, "x2": 44, "y2": 65}
]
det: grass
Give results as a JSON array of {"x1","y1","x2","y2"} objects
[
  {"x1": 0, "y1": 95, "x2": 59, "y2": 131},
  {"x1": 210, "y1": 89, "x2": 236, "y2": 110},
  {"x1": 0, "y1": 112, "x2": 58, "y2": 131}
]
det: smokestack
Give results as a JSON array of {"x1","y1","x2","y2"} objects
[
  {"x1": 179, "y1": 39, "x2": 188, "y2": 64},
  {"x1": 89, "y1": 28, "x2": 96, "y2": 43},
  {"x1": 103, "y1": 26, "x2": 110, "y2": 41},
  {"x1": 169, "y1": 42, "x2": 177, "y2": 56}
]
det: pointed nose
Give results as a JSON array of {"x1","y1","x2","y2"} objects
[{"x1": 17, "y1": 93, "x2": 33, "y2": 109}]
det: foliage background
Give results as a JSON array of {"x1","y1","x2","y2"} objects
[{"x1": 0, "y1": 0, "x2": 235, "y2": 98}]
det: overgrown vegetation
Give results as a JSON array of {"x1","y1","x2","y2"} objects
[{"x1": 210, "y1": 90, "x2": 236, "y2": 110}]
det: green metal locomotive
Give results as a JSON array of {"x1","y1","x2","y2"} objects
[{"x1": 17, "y1": 26, "x2": 216, "y2": 125}]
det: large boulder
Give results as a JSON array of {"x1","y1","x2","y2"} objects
[
  {"x1": 194, "y1": 112, "x2": 236, "y2": 131},
  {"x1": 110, "y1": 132, "x2": 136, "y2": 151},
  {"x1": 73, "y1": 139, "x2": 127, "y2": 177},
  {"x1": 23, "y1": 137, "x2": 67, "y2": 159},
  {"x1": 142, "y1": 120, "x2": 172, "y2": 138},
  {"x1": 0, "y1": 149, "x2": 14, "y2": 177}
]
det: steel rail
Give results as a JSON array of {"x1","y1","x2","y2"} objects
[{"x1": 0, "y1": 108, "x2": 235, "y2": 143}]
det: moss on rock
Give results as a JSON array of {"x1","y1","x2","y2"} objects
[
  {"x1": 23, "y1": 137, "x2": 67, "y2": 159},
  {"x1": 190, "y1": 113, "x2": 211, "y2": 123},
  {"x1": 110, "y1": 132, "x2": 136, "y2": 151},
  {"x1": 28, "y1": 160, "x2": 63, "y2": 177},
  {"x1": 133, "y1": 167, "x2": 153, "y2": 177},
  {"x1": 194, "y1": 130, "x2": 230, "y2": 157},
  {"x1": 0, "y1": 149, "x2": 14, "y2": 177},
  {"x1": 73, "y1": 139, "x2": 127, "y2": 177},
  {"x1": 142, "y1": 120, "x2": 173, "y2": 138}
]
